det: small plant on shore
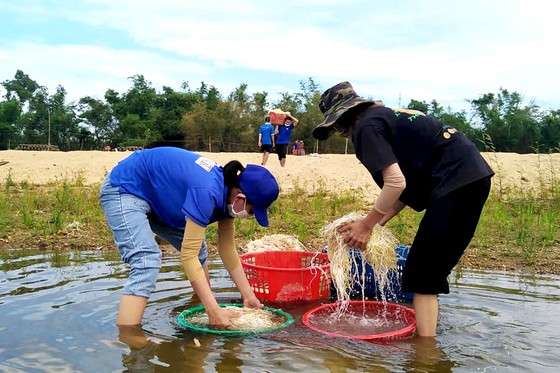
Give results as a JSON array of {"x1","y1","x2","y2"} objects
[
  {"x1": 234, "y1": 218, "x2": 258, "y2": 240},
  {"x1": 3, "y1": 172, "x2": 104, "y2": 240},
  {"x1": 0, "y1": 193, "x2": 10, "y2": 237},
  {"x1": 4, "y1": 169, "x2": 16, "y2": 192}
]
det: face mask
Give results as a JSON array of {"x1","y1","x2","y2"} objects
[{"x1": 227, "y1": 197, "x2": 253, "y2": 219}]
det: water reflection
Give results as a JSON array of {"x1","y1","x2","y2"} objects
[{"x1": 1, "y1": 249, "x2": 559, "y2": 372}]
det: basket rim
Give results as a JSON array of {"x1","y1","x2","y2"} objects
[
  {"x1": 240, "y1": 250, "x2": 330, "y2": 272},
  {"x1": 301, "y1": 300, "x2": 416, "y2": 340},
  {"x1": 177, "y1": 303, "x2": 295, "y2": 335}
]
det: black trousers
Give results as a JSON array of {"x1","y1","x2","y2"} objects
[{"x1": 402, "y1": 176, "x2": 492, "y2": 294}]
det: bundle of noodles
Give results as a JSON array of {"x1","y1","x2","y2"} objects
[
  {"x1": 243, "y1": 234, "x2": 307, "y2": 253},
  {"x1": 185, "y1": 306, "x2": 285, "y2": 331},
  {"x1": 321, "y1": 212, "x2": 399, "y2": 315}
]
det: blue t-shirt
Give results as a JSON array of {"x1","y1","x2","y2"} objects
[
  {"x1": 276, "y1": 124, "x2": 295, "y2": 144},
  {"x1": 259, "y1": 123, "x2": 275, "y2": 145},
  {"x1": 109, "y1": 147, "x2": 230, "y2": 228}
]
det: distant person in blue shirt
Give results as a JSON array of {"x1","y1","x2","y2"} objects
[
  {"x1": 274, "y1": 115, "x2": 299, "y2": 167},
  {"x1": 258, "y1": 116, "x2": 275, "y2": 166},
  {"x1": 100, "y1": 147, "x2": 279, "y2": 327}
]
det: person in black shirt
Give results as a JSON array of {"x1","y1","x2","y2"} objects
[{"x1": 313, "y1": 81, "x2": 494, "y2": 337}]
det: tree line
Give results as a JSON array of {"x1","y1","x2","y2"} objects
[{"x1": 1, "y1": 69, "x2": 559, "y2": 154}]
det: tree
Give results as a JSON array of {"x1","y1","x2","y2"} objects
[
  {"x1": 250, "y1": 91, "x2": 269, "y2": 120},
  {"x1": 0, "y1": 99, "x2": 22, "y2": 149},
  {"x1": 295, "y1": 78, "x2": 324, "y2": 152},
  {"x1": 273, "y1": 92, "x2": 302, "y2": 116},
  {"x1": 228, "y1": 83, "x2": 250, "y2": 117},
  {"x1": 78, "y1": 96, "x2": 117, "y2": 148},
  {"x1": 146, "y1": 86, "x2": 199, "y2": 148},
  {"x1": 470, "y1": 89, "x2": 541, "y2": 153},
  {"x1": 539, "y1": 109, "x2": 560, "y2": 152},
  {"x1": 2, "y1": 70, "x2": 40, "y2": 103},
  {"x1": 3, "y1": 70, "x2": 558, "y2": 154},
  {"x1": 118, "y1": 114, "x2": 148, "y2": 146},
  {"x1": 123, "y1": 74, "x2": 157, "y2": 120},
  {"x1": 407, "y1": 99, "x2": 429, "y2": 114},
  {"x1": 48, "y1": 85, "x2": 80, "y2": 150},
  {"x1": 182, "y1": 102, "x2": 225, "y2": 151}
]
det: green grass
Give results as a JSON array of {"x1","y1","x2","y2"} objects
[
  {"x1": 1, "y1": 167, "x2": 558, "y2": 264},
  {"x1": 1, "y1": 172, "x2": 104, "y2": 241}
]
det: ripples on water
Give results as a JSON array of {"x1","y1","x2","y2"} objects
[
  {"x1": 0, "y1": 249, "x2": 559, "y2": 372},
  {"x1": 307, "y1": 311, "x2": 411, "y2": 336}
]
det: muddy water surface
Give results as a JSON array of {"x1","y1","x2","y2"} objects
[{"x1": 1, "y1": 249, "x2": 559, "y2": 372}]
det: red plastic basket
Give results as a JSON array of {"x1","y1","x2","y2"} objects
[
  {"x1": 240, "y1": 251, "x2": 331, "y2": 303},
  {"x1": 302, "y1": 301, "x2": 416, "y2": 341}
]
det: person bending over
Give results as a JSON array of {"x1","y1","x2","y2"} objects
[
  {"x1": 313, "y1": 82, "x2": 493, "y2": 337},
  {"x1": 100, "y1": 147, "x2": 279, "y2": 327}
]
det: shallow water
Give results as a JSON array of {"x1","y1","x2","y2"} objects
[
  {"x1": 307, "y1": 311, "x2": 411, "y2": 336},
  {"x1": 1, "y1": 249, "x2": 559, "y2": 372}
]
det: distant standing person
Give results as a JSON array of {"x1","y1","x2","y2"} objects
[
  {"x1": 275, "y1": 115, "x2": 299, "y2": 167},
  {"x1": 258, "y1": 116, "x2": 275, "y2": 166},
  {"x1": 298, "y1": 140, "x2": 305, "y2": 155}
]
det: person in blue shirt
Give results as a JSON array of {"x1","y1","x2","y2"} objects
[
  {"x1": 258, "y1": 116, "x2": 275, "y2": 166},
  {"x1": 99, "y1": 147, "x2": 279, "y2": 327},
  {"x1": 313, "y1": 82, "x2": 493, "y2": 337},
  {"x1": 274, "y1": 115, "x2": 299, "y2": 167}
]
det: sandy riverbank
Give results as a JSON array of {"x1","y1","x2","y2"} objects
[{"x1": 1, "y1": 150, "x2": 559, "y2": 199}]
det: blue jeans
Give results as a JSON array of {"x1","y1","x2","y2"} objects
[{"x1": 100, "y1": 174, "x2": 207, "y2": 298}]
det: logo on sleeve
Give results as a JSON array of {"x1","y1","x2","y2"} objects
[{"x1": 195, "y1": 157, "x2": 217, "y2": 172}]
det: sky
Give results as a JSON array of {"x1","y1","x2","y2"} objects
[{"x1": 1, "y1": 0, "x2": 559, "y2": 113}]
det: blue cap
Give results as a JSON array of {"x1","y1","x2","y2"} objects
[{"x1": 238, "y1": 165, "x2": 279, "y2": 227}]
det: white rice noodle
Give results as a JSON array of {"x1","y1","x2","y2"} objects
[
  {"x1": 186, "y1": 306, "x2": 283, "y2": 331},
  {"x1": 321, "y1": 212, "x2": 399, "y2": 316},
  {"x1": 243, "y1": 234, "x2": 307, "y2": 253}
]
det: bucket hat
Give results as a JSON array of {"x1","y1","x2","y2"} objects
[{"x1": 313, "y1": 81, "x2": 380, "y2": 140}]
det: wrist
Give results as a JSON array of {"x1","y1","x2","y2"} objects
[
  {"x1": 362, "y1": 212, "x2": 381, "y2": 230},
  {"x1": 205, "y1": 305, "x2": 223, "y2": 317},
  {"x1": 361, "y1": 219, "x2": 375, "y2": 231},
  {"x1": 238, "y1": 286, "x2": 255, "y2": 300}
]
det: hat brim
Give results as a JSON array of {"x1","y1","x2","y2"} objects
[
  {"x1": 253, "y1": 206, "x2": 269, "y2": 227},
  {"x1": 312, "y1": 98, "x2": 372, "y2": 141}
]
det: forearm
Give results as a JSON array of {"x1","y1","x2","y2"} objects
[
  {"x1": 229, "y1": 266, "x2": 256, "y2": 300},
  {"x1": 379, "y1": 200, "x2": 406, "y2": 226},
  {"x1": 372, "y1": 163, "x2": 406, "y2": 215},
  {"x1": 191, "y1": 277, "x2": 222, "y2": 317},
  {"x1": 180, "y1": 220, "x2": 224, "y2": 316},
  {"x1": 217, "y1": 219, "x2": 242, "y2": 273},
  {"x1": 180, "y1": 219, "x2": 207, "y2": 282},
  {"x1": 217, "y1": 219, "x2": 257, "y2": 301},
  {"x1": 360, "y1": 163, "x2": 405, "y2": 230},
  {"x1": 361, "y1": 207, "x2": 385, "y2": 230},
  {"x1": 287, "y1": 113, "x2": 299, "y2": 124}
]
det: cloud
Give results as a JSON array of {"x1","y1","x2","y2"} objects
[
  {"x1": 1, "y1": 0, "x2": 559, "y2": 111},
  {"x1": 0, "y1": 41, "x2": 211, "y2": 101}
]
